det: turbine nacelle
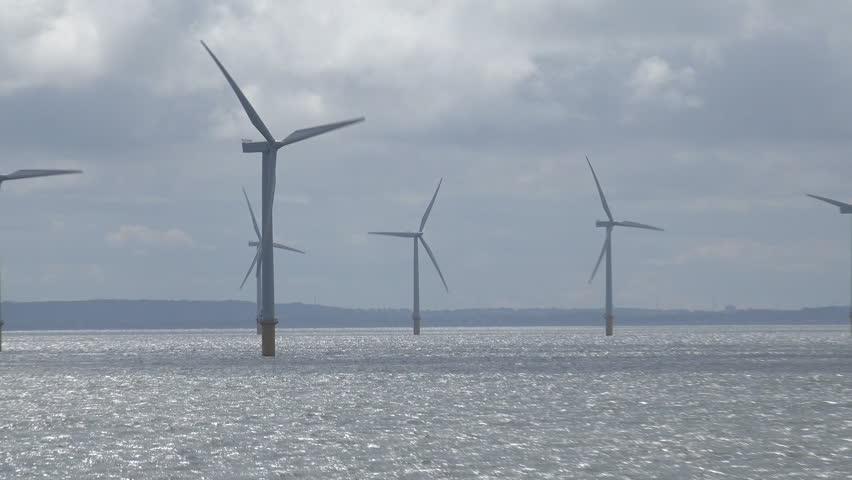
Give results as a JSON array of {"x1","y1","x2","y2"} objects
[
  {"x1": 242, "y1": 141, "x2": 271, "y2": 153},
  {"x1": 595, "y1": 220, "x2": 663, "y2": 231},
  {"x1": 248, "y1": 240, "x2": 305, "y2": 254},
  {"x1": 239, "y1": 117, "x2": 365, "y2": 153}
]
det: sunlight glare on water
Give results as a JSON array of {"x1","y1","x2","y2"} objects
[{"x1": 0, "y1": 326, "x2": 849, "y2": 478}]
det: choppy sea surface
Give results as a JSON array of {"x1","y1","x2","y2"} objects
[{"x1": 0, "y1": 325, "x2": 849, "y2": 479}]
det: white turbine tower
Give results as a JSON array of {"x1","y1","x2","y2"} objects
[
  {"x1": 806, "y1": 193, "x2": 852, "y2": 335},
  {"x1": 239, "y1": 188, "x2": 304, "y2": 335},
  {"x1": 586, "y1": 156, "x2": 663, "y2": 336},
  {"x1": 202, "y1": 40, "x2": 364, "y2": 356},
  {"x1": 1, "y1": 168, "x2": 81, "y2": 352},
  {"x1": 369, "y1": 179, "x2": 449, "y2": 335}
]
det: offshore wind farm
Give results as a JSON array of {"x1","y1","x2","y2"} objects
[{"x1": 1, "y1": 2, "x2": 851, "y2": 479}]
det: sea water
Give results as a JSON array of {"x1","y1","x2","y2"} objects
[{"x1": 0, "y1": 326, "x2": 849, "y2": 479}]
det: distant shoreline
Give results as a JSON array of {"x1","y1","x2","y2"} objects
[{"x1": 1, "y1": 300, "x2": 847, "y2": 331}]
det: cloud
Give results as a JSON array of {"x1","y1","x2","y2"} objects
[
  {"x1": 2, "y1": 1, "x2": 852, "y2": 308},
  {"x1": 105, "y1": 225, "x2": 194, "y2": 249},
  {"x1": 627, "y1": 56, "x2": 702, "y2": 109}
]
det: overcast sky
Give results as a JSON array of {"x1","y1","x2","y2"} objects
[{"x1": 2, "y1": 0, "x2": 852, "y2": 311}]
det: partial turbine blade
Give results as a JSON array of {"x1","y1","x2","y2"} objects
[
  {"x1": 272, "y1": 242, "x2": 305, "y2": 254},
  {"x1": 614, "y1": 220, "x2": 664, "y2": 231},
  {"x1": 3, "y1": 169, "x2": 82, "y2": 181},
  {"x1": 588, "y1": 236, "x2": 609, "y2": 284},
  {"x1": 200, "y1": 40, "x2": 276, "y2": 144},
  {"x1": 419, "y1": 178, "x2": 443, "y2": 233},
  {"x1": 277, "y1": 117, "x2": 365, "y2": 147},
  {"x1": 367, "y1": 231, "x2": 419, "y2": 238},
  {"x1": 419, "y1": 237, "x2": 448, "y2": 292},
  {"x1": 806, "y1": 193, "x2": 852, "y2": 212},
  {"x1": 240, "y1": 248, "x2": 261, "y2": 289},
  {"x1": 586, "y1": 156, "x2": 613, "y2": 222},
  {"x1": 242, "y1": 187, "x2": 261, "y2": 240}
]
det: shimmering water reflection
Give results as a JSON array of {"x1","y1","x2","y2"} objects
[{"x1": 0, "y1": 326, "x2": 849, "y2": 478}]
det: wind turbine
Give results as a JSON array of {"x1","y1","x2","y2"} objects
[
  {"x1": 806, "y1": 193, "x2": 852, "y2": 335},
  {"x1": 239, "y1": 188, "x2": 304, "y2": 334},
  {"x1": 201, "y1": 40, "x2": 364, "y2": 356},
  {"x1": 0, "y1": 169, "x2": 81, "y2": 352},
  {"x1": 369, "y1": 179, "x2": 448, "y2": 335},
  {"x1": 586, "y1": 156, "x2": 663, "y2": 336}
]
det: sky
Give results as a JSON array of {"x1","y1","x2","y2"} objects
[{"x1": 1, "y1": 0, "x2": 852, "y2": 310}]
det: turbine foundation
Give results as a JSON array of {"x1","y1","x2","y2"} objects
[
  {"x1": 0, "y1": 322, "x2": 4, "y2": 352},
  {"x1": 412, "y1": 313, "x2": 421, "y2": 335},
  {"x1": 260, "y1": 318, "x2": 278, "y2": 356},
  {"x1": 256, "y1": 317, "x2": 261, "y2": 335},
  {"x1": 605, "y1": 314, "x2": 614, "y2": 336}
]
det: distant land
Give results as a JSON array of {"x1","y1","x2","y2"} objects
[{"x1": 0, "y1": 300, "x2": 847, "y2": 330}]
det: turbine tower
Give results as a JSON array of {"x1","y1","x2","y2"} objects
[
  {"x1": 240, "y1": 188, "x2": 304, "y2": 334},
  {"x1": 806, "y1": 193, "x2": 852, "y2": 335},
  {"x1": 586, "y1": 156, "x2": 662, "y2": 336},
  {"x1": 369, "y1": 179, "x2": 448, "y2": 335},
  {"x1": 202, "y1": 40, "x2": 364, "y2": 356},
  {"x1": 0, "y1": 168, "x2": 81, "y2": 352}
]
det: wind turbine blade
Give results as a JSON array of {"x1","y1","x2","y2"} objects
[
  {"x1": 276, "y1": 117, "x2": 365, "y2": 147},
  {"x1": 272, "y1": 242, "x2": 305, "y2": 254},
  {"x1": 806, "y1": 193, "x2": 852, "y2": 212},
  {"x1": 419, "y1": 178, "x2": 443, "y2": 232},
  {"x1": 367, "y1": 231, "x2": 419, "y2": 238},
  {"x1": 586, "y1": 156, "x2": 613, "y2": 222},
  {"x1": 200, "y1": 40, "x2": 276, "y2": 144},
  {"x1": 240, "y1": 248, "x2": 261, "y2": 289},
  {"x1": 3, "y1": 169, "x2": 82, "y2": 181},
  {"x1": 242, "y1": 187, "x2": 261, "y2": 240},
  {"x1": 419, "y1": 237, "x2": 448, "y2": 292},
  {"x1": 614, "y1": 220, "x2": 664, "y2": 231},
  {"x1": 588, "y1": 236, "x2": 609, "y2": 284}
]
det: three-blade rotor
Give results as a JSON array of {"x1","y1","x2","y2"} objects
[
  {"x1": 201, "y1": 40, "x2": 364, "y2": 153},
  {"x1": 586, "y1": 156, "x2": 663, "y2": 283},
  {"x1": 239, "y1": 188, "x2": 304, "y2": 289},
  {"x1": 368, "y1": 178, "x2": 449, "y2": 292}
]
